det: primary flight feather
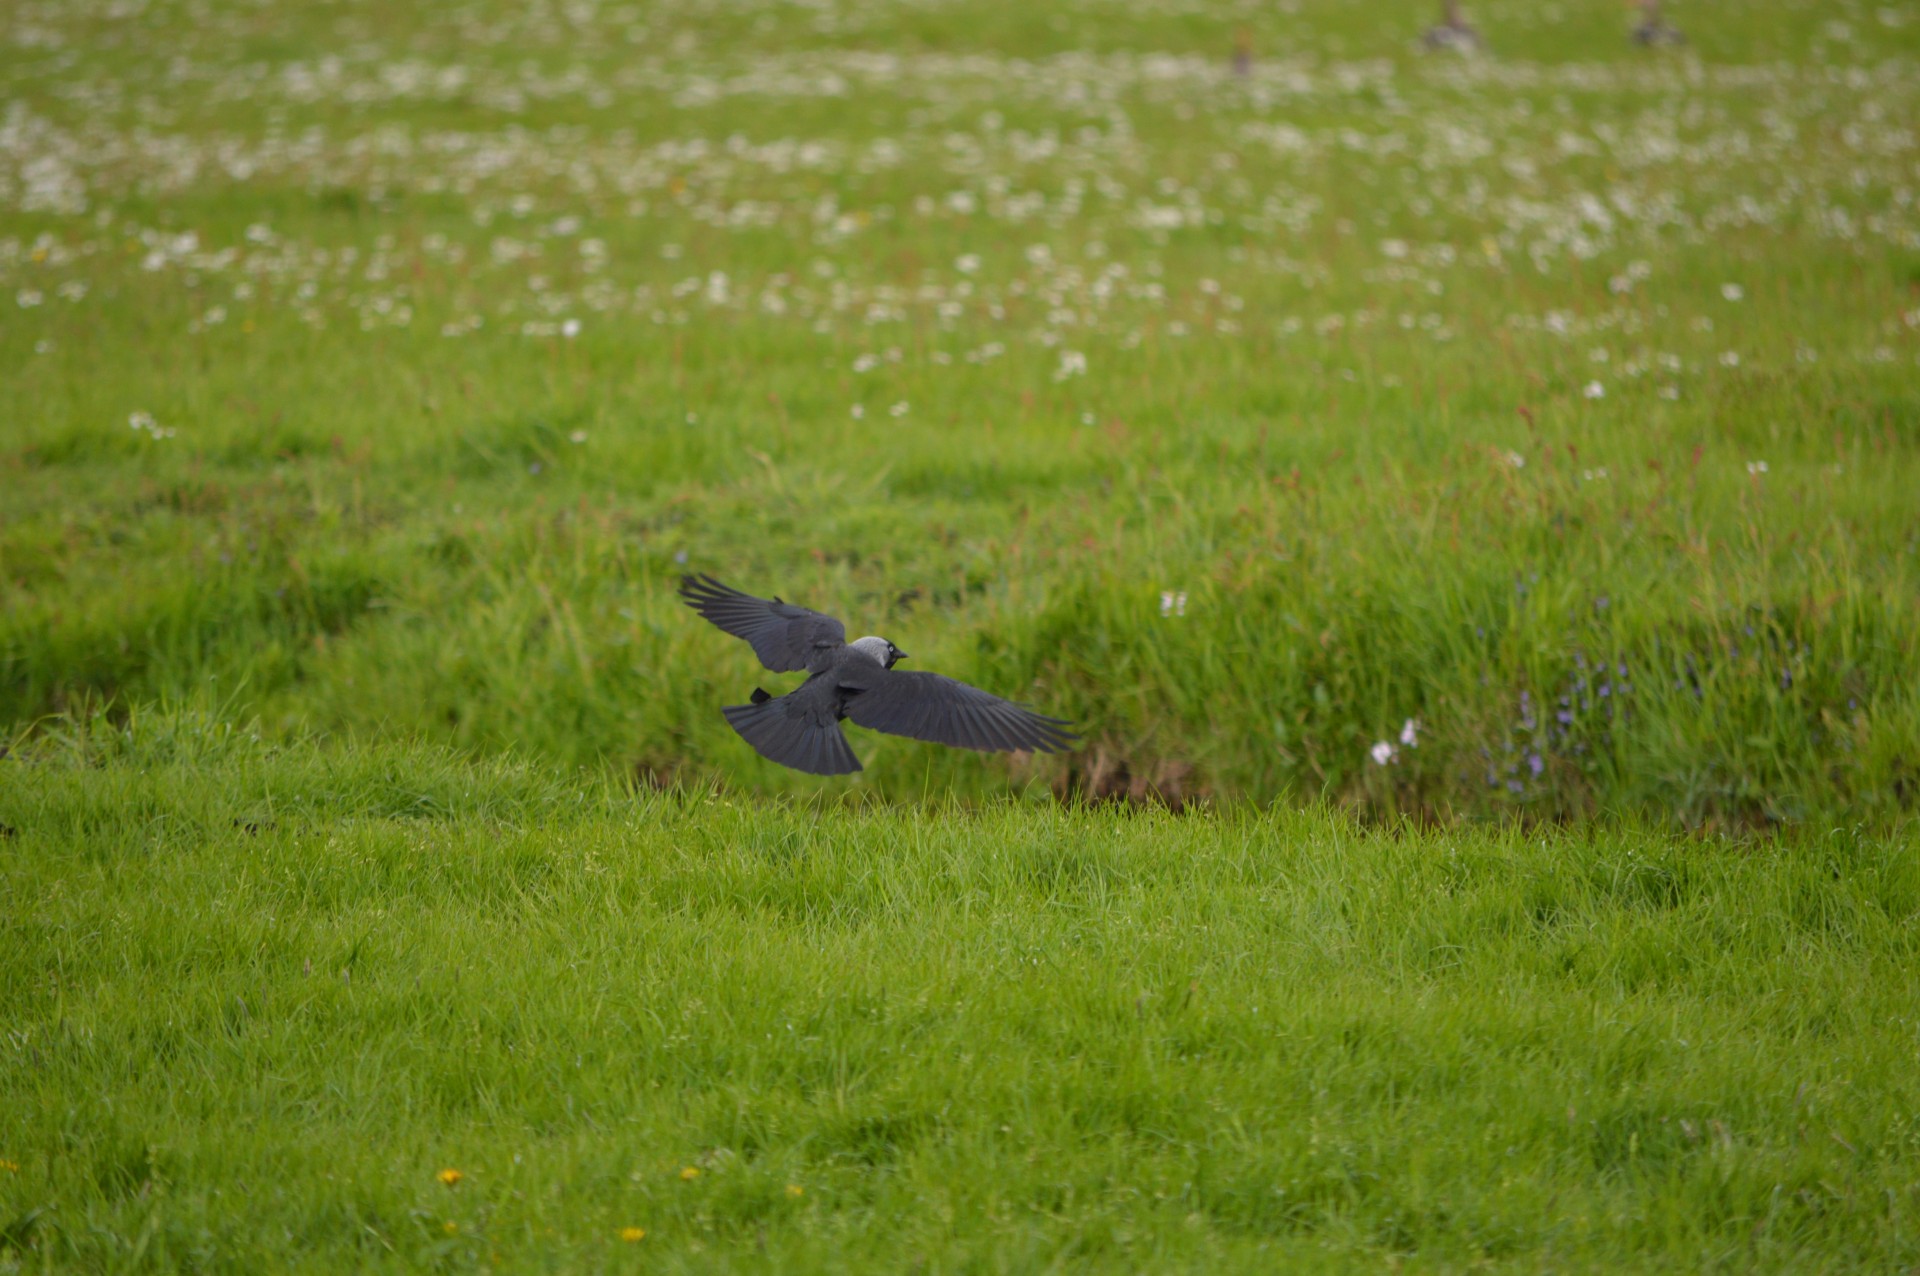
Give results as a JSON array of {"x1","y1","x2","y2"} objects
[{"x1": 679, "y1": 573, "x2": 1077, "y2": 775}]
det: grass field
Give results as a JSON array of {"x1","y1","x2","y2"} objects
[{"x1": 4, "y1": 0, "x2": 1919, "y2": 1268}]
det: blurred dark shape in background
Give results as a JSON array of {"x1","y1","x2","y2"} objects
[
  {"x1": 1632, "y1": 0, "x2": 1686, "y2": 46},
  {"x1": 1421, "y1": 1, "x2": 1684, "y2": 53},
  {"x1": 1422, "y1": 0, "x2": 1482, "y2": 52}
]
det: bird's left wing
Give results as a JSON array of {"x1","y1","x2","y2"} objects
[
  {"x1": 678, "y1": 574, "x2": 847, "y2": 672},
  {"x1": 840, "y1": 669, "x2": 1076, "y2": 754}
]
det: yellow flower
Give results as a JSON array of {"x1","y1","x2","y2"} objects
[
  {"x1": 785, "y1": 1185, "x2": 804, "y2": 1198},
  {"x1": 678, "y1": 1166, "x2": 700, "y2": 1181},
  {"x1": 443, "y1": 1221, "x2": 459, "y2": 1235},
  {"x1": 0, "y1": 1160, "x2": 18, "y2": 1173},
  {"x1": 619, "y1": 1227, "x2": 646, "y2": 1243},
  {"x1": 437, "y1": 1168, "x2": 464, "y2": 1187}
]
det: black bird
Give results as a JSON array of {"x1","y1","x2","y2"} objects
[{"x1": 678, "y1": 574, "x2": 1077, "y2": 775}]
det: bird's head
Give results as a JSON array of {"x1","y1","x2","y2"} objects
[{"x1": 850, "y1": 636, "x2": 907, "y2": 669}]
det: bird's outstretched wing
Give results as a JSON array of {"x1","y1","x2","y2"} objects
[
  {"x1": 679, "y1": 574, "x2": 847, "y2": 673},
  {"x1": 722, "y1": 685, "x2": 862, "y2": 776},
  {"x1": 840, "y1": 669, "x2": 1076, "y2": 754}
]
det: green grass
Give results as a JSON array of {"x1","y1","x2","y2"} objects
[
  {"x1": 5, "y1": 0, "x2": 1919, "y2": 821},
  {"x1": 4, "y1": 0, "x2": 1920, "y2": 1267},
  {"x1": 4, "y1": 725, "x2": 1919, "y2": 1271}
]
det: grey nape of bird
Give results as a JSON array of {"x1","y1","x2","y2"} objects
[{"x1": 677, "y1": 573, "x2": 1077, "y2": 776}]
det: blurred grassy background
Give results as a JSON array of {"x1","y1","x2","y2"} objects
[{"x1": 3, "y1": 0, "x2": 1918, "y2": 824}]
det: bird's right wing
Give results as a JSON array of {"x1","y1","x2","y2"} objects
[
  {"x1": 678, "y1": 574, "x2": 848, "y2": 673},
  {"x1": 840, "y1": 669, "x2": 1077, "y2": 755}
]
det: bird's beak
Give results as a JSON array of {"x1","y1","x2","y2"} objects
[{"x1": 895, "y1": 650, "x2": 909, "y2": 661}]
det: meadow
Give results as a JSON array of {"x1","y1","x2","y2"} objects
[{"x1": 3, "y1": 0, "x2": 1919, "y2": 1267}]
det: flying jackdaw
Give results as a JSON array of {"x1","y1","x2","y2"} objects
[{"x1": 679, "y1": 573, "x2": 1077, "y2": 775}]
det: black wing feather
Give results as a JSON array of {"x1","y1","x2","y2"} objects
[
  {"x1": 962, "y1": 703, "x2": 1008, "y2": 752},
  {"x1": 679, "y1": 574, "x2": 847, "y2": 673},
  {"x1": 723, "y1": 692, "x2": 861, "y2": 775},
  {"x1": 842, "y1": 670, "x2": 1076, "y2": 755}
]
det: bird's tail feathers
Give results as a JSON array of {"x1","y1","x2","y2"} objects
[{"x1": 723, "y1": 694, "x2": 860, "y2": 776}]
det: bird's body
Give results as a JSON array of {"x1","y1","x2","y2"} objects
[{"x1": 678, "y1": 574, "x2": 1076, "y2": 775}]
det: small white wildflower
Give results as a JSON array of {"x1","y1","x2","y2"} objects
[
  {"x1": 1053, "y1": 350, "x2": 1087, "y2": 381},
  {"x1": 1399, "y1": 719, "x2": 1419, "y2": 748},
  {"x1": 1583, "y1": 380, "x2": 1605, "y2": 400},
  {"x1": 1582, "y1": 467, "x2": 1609, "y2": 481},
  {"x1": 1505, "y1": 450, "x2": 1526, "y2": 469},
  {"x1": 1721, "y1": 283, "x2": 1744, "y2": 302},
  {"x1": 16, "y1": 289, "x2": 43, "y2": 308},
  {"x1": 128, "y1": 410, "x2": 175, "y2": 440},
  {"x1": 889, "y1": 401, "x2": 908, "y2": 417},
  {"x1": 1719, "y1": 351, "x2": 1741, "y2": 367},
  {"x1": 1159, "y1": 590, "x2": 1187, "y2": 618},
  {"x1": 561, "y1": 318, "x2": 582, "y2": 339},
  {"x1": 850, "y1": 404, "x2": 864, "y2": 418},
  {"x1": 568, "y1": 430, "x2": 588, "y2": 444},
  {"x1": 955, "y1": 253, "x2": 981, "y2": 274},
  {"x1": 1369, "y1": 741, "x2": 1397, "y2": 766},
  {"x1": 852, "y1": 353, "x2": 879, "y2": 373},
  {"x1": 1746, "y1": 460, "x2": 1768, "y2": 475}
]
